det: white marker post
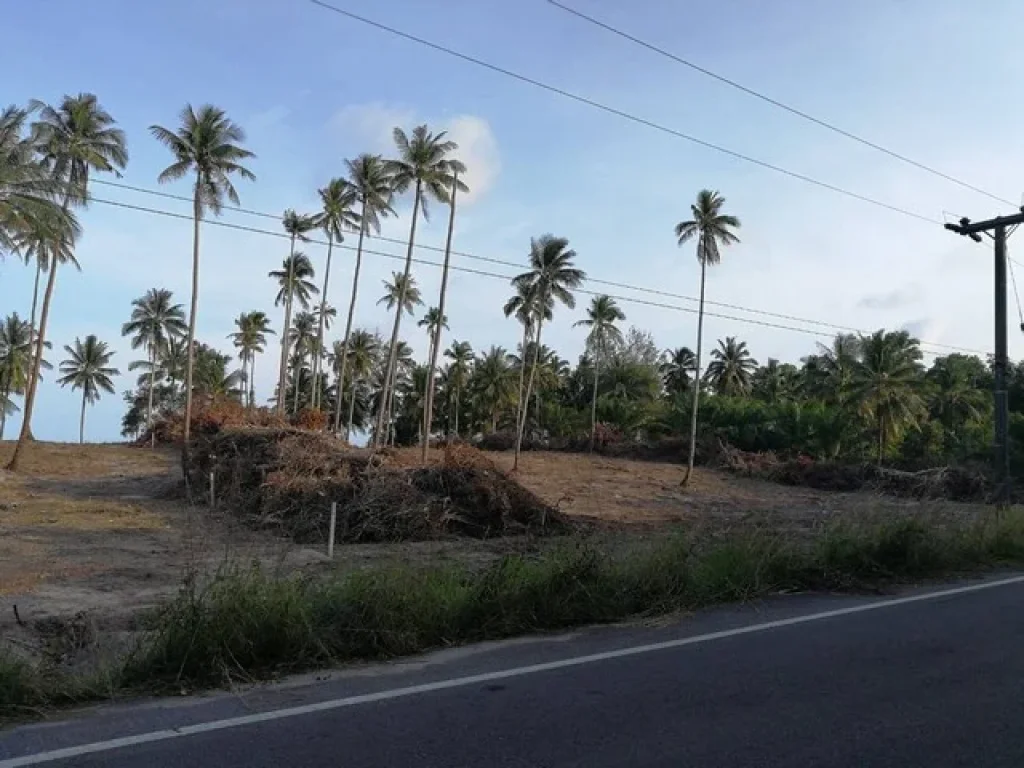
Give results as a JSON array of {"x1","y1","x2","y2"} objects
[
  {"x1": 327, "y1": 501, "x2": 337, "y2": 559},
  {"x1": 209, "y1": 471, "x2": 215, "y2": 509}
]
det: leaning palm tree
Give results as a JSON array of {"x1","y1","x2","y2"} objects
[
  {"x1": 149, "y1": 104, "x2": 254, "y2": 448},
  {"x1": 121, "y1": 288, "x2": 187, "y2": 446},
  {"x1": 57, "y1": 335, "x2": 119, "y2": 444},
  {"x1": 421, "y1": 162, "x2": 468, "y2": 460},
  {"x1": 503, "y1": 280, "x2": 553, "y2": 444},
  {"x1": 8, "y1": 95, "x2": 125, "y2": 470},
  {"x1": 674, "y1": 189, "x2": 741, "y2": 485},
  {"x1": 444, "y1": 340, "x2": 474, "y2": 438},
  {"x1": 510, "y1": 235, "x2": 585, "y2": 469},
  {"x1": 333, "y1": 154, "x2": 396, "y2": 433},
  {"x1": 704, "y1": 337, "x2": 758, "y2": 396},
  {"x1": 269, "y1": 251, "x2": 318, "y2": 412},
  {"x1": 229, "y1": 310, "x2": 274, "y2": 408},
  {"x1": 574, "y1": 295, "x2": 626, "y2": 451},
  {"x1": 274, "y1": 210, "x2": 316, "y2": 415},
  {"x1": 311, "y1": 180, "x2": 359, "y2": 411},
  {"x1": 375, "y1": 125, "x2": 462, "y2": 445}
]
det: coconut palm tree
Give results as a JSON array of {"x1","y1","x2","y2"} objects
[
  {"x1": 333, "y1": 328, "x2": 378, "y2": 440},
  {"x1": 444, "y1": 340, "x2": 474, "y2": 437},
  {"x1": 574, "y1": 295, "x2": 625, "y2": 450},
  {"x1": 269, "y1": 251, "x2": 317, "y2": 411},
  {"x1": 1, "y1": 104, "x2": 68, "y2": 257},
  {"x1": 660, "y1": 347, "x2": 697, "y2": 396},
  {"x1": 158, "y1": 337, "x2": 188, "y2": 401},
  {"x1": 421, "y1": 164, "x2": 468, "y2": 460},
  {"x1": 375, "y1": 125, "x2": 462, "y2": 445},
  {"x1": 807, "y1": 333, "x2": 862, "y2": 405},
  {"x1": 334, "y1": 154, "x2": 396, "y2": 433},
  {"x1": 418, "y1": 307, "x2": 449, "y2": 372},
  {"x1": 229, "y1": 311, "x2": 274, "y2": 408},
  {"x1": 705, "y1": 337, "x2": 758, "y2": 396},
  {"x1": 121, "y1": 288, "x2": 187, "y2": 446},
  {"x1": 274, "y1": 210, "x2": 316, "y2": 414},
  {"x1": 288, "y1": 311, "x2": 317, "y2": 413},
  {"x1": 311, "y1": 180, "x2": 359, "y2": 411},
  {"x1": 57, "y1": 335, "x2": 119, "y2": 444},
  {"x1": 9, "y1": 93, "x2": 126, "y2": 470},
  {"x1": 149, "y1": 104, "x2": 254, "y2": 447},
  {"x1": 752, "y1": 358, "x2": 799, "y2": 404},
  {"x1": 472, "y1": 346, "x2": 514, "y2": 434},
  {"x1": 192, "y1": 343, "x2": 244, "y2": 401},
  {"x1": 510, "y1": 235, "x2": 585, "y2": 468},
  {"x1": 0, "y1": 313, "x2": 43, "y2": 439},
  {"x1": 850, "y1": 330, "x2": 925, "y2": 464},
  {"x1": 503, "y1": 280, "x2": 553, "y2": 449},
  {"x1": 674, "y1": 189, "x2": 741, "y2": 485},
  {"x1": 926, "y1": 354, "x2": 988, "y2": 432},
  {"x1": 377, "y1": 272, "x2": 422, "y2": 315}
]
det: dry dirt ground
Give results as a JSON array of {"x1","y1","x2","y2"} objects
[{"x1": 0, "y1": 441, "x2": 982, "y2": 641}]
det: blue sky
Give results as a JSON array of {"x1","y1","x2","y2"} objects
[{"x1": 3, "y1": 0, "x2": 1024, "y2": 442}]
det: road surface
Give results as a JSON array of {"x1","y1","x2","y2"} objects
[{"x1": 3, "y1": 574, "x2": 1024, "y2": 767}]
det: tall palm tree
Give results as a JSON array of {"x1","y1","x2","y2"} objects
[
  {"x1": 705, "y1": 337, "x2": 758, "y2": 396},
  {"x1": 121, "y1": 288, "x2": 187, "y2": 446},
  {"x1": 421, "y1": 165, "x2": 468, "y2": 460},
  {"x1": 660, "y1": 347, "x2": 697, "y2": 396},
  {"x1": 674, "y1": 189, "x2": 741, "y2": 485},
  {"x1": 288, "y1": 311, "x2": 317, "y2": 413},
  {"x1": 333, "y1": 154, "x2": 395, "y2": 433},
  {"x1": 444, "y1": 340, "x2": 473, "y2": 437},
  {"x1": 510, "y1": 235, "x2": 585, "y2": 469},
  {"x1": 375, "y1": 125, "x2": 462, "y2": 445},
  {"x1": 8, "y1": 95, "x2": 126, "y2": 470},
  {"x1": 57, "y1": 335, "x2": 119, "y2": 444},
  {"x1": 150, "y1": 104, "x2": 254, "y2": 447},
  {"x1": 269, "y1": 251, "x2": 317, "y2": 412},
  {"x1": 850, "y1": 330, "x2": 925, "y2": 464},
  {"x1": 503, "y1": 280, "x2": 553, "y2": 447},
  {"x1": 274, "y1": 210, "x2": 316, "y2": 415},
  {"x1": 229, "y1": 311, "x2": 274, "y2": 408},
  {"x1": 418, "y1": 307, "x2": 449, "y2": 372},
  {"x1": 574, "y1": 295, "x2": 625, "y2": 450},
  {"x1": 311, "y1": 179, "x2": 359, "y2": 411},
  {"x1": 472, "y1": 346, "x2": 514, "y2": 434}
]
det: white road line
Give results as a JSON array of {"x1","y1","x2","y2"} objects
[{"x1": 4, "y1": 573, "x2": 1024, "y2": 767}]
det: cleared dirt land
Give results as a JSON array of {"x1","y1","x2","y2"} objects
[{"x1": 0, "y1": 441, "x2": 981, "y2": 640}]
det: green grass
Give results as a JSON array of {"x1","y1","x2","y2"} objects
[{"x1": 6, "y1": 509, "x2": 1024, "y2": 719}]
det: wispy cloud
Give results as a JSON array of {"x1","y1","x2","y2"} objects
[{"x1": 857, "y1": 284, "x2": 922, "y2": 311}]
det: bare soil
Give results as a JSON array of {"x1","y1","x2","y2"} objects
[{"x1": 0, "y1": 442, "x2": 984, "y2": 650}]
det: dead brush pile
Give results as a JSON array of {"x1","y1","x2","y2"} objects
[
  {"x1": 717, "y1": 444, "x2": 988, "y2": 502},
  {"x1": 187, "y1": 429, "x2": 567, "y2": 543}
]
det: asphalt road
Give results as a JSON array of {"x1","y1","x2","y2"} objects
[{"x1": 4, "y1": 575, "x2": 1024, "y2": 767}]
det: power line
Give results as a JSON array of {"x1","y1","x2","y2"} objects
[
  {"x1": 546, "y1": 0, "x2": 1016, "y2": 208},
  {"x1": 305, "y1": 0, "x2": 942, "y2": 226},
  {"x1": 87, "y1": 193, "x2": 985, "y2": 355},
  {"x1": 90, "y1": 177, "x2": 892, "y2": 337}
]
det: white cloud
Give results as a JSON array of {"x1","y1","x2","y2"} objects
[{"x1": 329, "y1": 103, "x2": 500, "y2": 206}]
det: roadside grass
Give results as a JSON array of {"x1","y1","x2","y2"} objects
[{"x1": 5, "y1": 509, "x2": 1024, "y2": 719}]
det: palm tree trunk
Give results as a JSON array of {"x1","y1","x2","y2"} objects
[
  {"x1": 421, "y1": 173, "x2": 459, "y2": 462},
  {"x1": 182, "y1": 182, "x2": 202, "y2": 450},
  {"x1": 514, "y1": 315, "x2": 544, "y2": 470},
  {"x1": 877, "y1": 413, "x2": 884, "y2": 466},
  {"x1": 1, "y1": 382, "x2": 10, "y2": 439},
  {"x1": 79, "y1": 389, "x2": 86, "y2": 445},
  {"x1": 375, "y1": 180, "x2": 422, "y2": 445},
  {"x1": 515, "y1": 324, "x2": 529, "y2": 435},
  {"x1": 335, "y1": 210, "x2": 367, "y2": 436},
  {"x1": 147, "y1": 345, "x2": 157, "y2": 449},
  {"x1": 682, "y1": 257, "x2": 707, "y2": 486},
  {"x1": 7, "y1": 251, "x2": 60, "y2": 470},
  {"x1": 250, "y1": 355, "x2": 256, "y2": 409},
  {"x1": 590, "y1": 352, "x2": 600, "y2": 452},
  {"x1": 277, "y1": 233, "x2": 297, "y2": 416},
  {"x1": 454, "y1": 384, "x2": 461, "y2": 438},
  {"x1": 313, "y1": 234, "x2": 334, "y2": 413},
  {"x1": 25, "y1": 258, "x2": 42, "y2": 412},
  {"x1": 292, "y1": 355, "x2": 302, "y2": 414},
  {"x1": 346, "y1": 376, "x2": 359, "y2": 438}
]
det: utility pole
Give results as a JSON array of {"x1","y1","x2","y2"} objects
[{"x1": 945, "y1": 210, "x2": 1024, "y2": 506}]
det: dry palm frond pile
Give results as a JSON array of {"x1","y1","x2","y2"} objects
[{"x1": 186, "y1": 429, "x2": 567, "y2": 543}]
